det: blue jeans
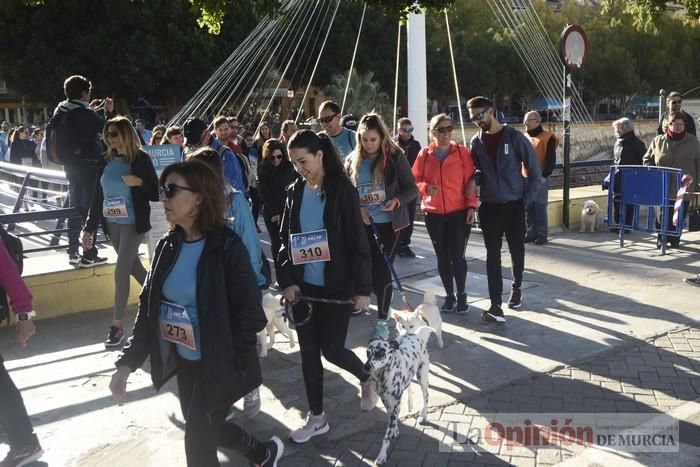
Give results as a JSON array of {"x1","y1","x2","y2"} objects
[{"x1": 526, "y1": 177, "x2": 549, "y2": 240}]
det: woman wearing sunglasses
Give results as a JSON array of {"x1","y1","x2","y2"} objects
[
  {"x1": 277, "y1": 130, "x2": 376, "y2": 443},
  {"x1": 412, "y1": 113, "x2": 477, "y2": 313},
  {"x1": 258, "y1": 139, "x2": 297, "y2": 264},
  {"x1": 109, "y1": 159, "x2": 283, "y2": 467},
  {"x1": 345, "y1": 113, "x2": 417, "y2": 339},
  {"x1": 82, "y1": 116, "x2": 159, "y2": 347}
]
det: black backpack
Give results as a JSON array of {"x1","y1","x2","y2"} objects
[
  {"x1": 0, "y1": 224, "x2": 24, "y2": 324},
  {"x1": 46, "y1": 107, "x2": 82, "y2": 165}
]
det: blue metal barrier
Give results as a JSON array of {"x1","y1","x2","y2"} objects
[{"x1": 604, "y1": 165, "x2": 685, "y2": 254}]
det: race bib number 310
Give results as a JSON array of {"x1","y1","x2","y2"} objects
[
  {"x1": 103, "y1": 196, "x2": 128, "y2": 218},
  {"x1": 159, "y1": 301, "x2": 197, "y2": 350},
  {"x1": 290, "y1": 229, "x2": 331, "y2": 265}
]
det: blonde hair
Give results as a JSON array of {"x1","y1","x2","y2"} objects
[
  {"x1": 103, "y1": 116, "x2": 142, "y2": 163},
  {"x1": 349, "y1": 112, "x2": 402, "y2": 189}
]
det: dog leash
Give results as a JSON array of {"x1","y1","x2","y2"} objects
[
  {"x1": 283, "y1": 295, "x2": 356, "y2": 328},
  {"x1": 368, "y1": 217, "x2": 415, "y2": 313}
]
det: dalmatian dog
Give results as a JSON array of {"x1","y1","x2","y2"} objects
[
  {"x1": 392, "y1": 291, "x2": 444, "y2": 349},
  {"x1": 257, "y1": 293, "x2": 296, "y2": 358},
  {"x1": 364, "y1": 326, "x2": 435, "y2": 465}
]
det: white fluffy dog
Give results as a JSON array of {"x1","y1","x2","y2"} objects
[
  {"x1": 257, "y1": 293, "x2": 296, "y2": 358},
  {"x1": 392, "y1": 291, "x2": 444, "y2": 348},
  {"x1": 580, "y1": 200, "x2": 601, "y2": 232}
]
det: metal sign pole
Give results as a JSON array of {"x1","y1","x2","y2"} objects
[{"x1": 563, "y1": 69, "x2": 571, "y2": 230}]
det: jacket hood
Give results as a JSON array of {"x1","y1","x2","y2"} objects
[{"x1": 53, "y1": 99, "x2": 89, "y2": 116}]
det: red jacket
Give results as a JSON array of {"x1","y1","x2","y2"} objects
[{"x1": 412, "y1": 142, "x2": 477, "y2": 215}]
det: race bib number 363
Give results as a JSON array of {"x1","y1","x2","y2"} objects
[
  {"x1": 358, "y1": 183, "x2": 386, "y2": 207},
  {"x1": 290, "y1": 229, "x2": 331, "y2": 265},
  {"x1": 103, "y1": 196, "x2": 128, "y2": 218},
  {"x1": 159, "y1": 301, "x2": 197, "y2": 350}
]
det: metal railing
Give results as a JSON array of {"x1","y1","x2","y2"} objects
[
  {"x1": 548, "y1": 158, "x2": 613, "y2": 190},
  {"x1": 0, "y1": 162, "x2": 103, "y2": 254}
]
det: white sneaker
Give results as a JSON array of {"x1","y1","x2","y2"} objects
[
  {"x1": 244, "y1": 387, "x2": 261, "y2": 418},
  {"x1": 289, "y1": 412, "x2": 329, "y2": 444},
  {"x1": 360, "y1": 379, "x2": 379, "y2": 411}
]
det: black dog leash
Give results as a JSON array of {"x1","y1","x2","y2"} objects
[{"x1": 283, "y1": 295, "x2": 356, "y2": 328}]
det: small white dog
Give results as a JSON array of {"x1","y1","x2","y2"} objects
[
  {"x1": 257, "y1": 293, "x2": 296, "y2": 358},
  {"x1": 364, "y1": 326, "x2": 435, "y2": 465},
  {"x1": 580, "y1": 200, "x2": 601, "y2": 232},
  {"x1": 392, "y1": 291, "x2": 444, "y2": 348}
]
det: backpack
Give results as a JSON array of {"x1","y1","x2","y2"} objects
[
  {"x1": 217, "y1": 144, "x2": 253, "y2": 192},
  {"x1": 46, "y1": 108, "x2": 81, "y2": 165},
  {"x1": 0, "y1": 224, "x2": 24, "y2": 325}
]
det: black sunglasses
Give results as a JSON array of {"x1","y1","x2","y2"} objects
[
  {"x1": 160, "y1": 184, "x2": 196, "y2": 199},
  {"x1": 318, "y1": 113, "x2": 338, "y2": 124},
  {"x1": 470, "y1": 108, "x2": 490, "y2": 122},
  {"x1": 271, "y1": 153, "x2": 284, "y2": 160},
  {"x1": 435, "y1": 125, "x2": 453, "y2": 134},
  {"x1": 400, "y1": 127, "x2": 414, "y2": 133}
]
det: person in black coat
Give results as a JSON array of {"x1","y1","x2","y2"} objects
[
  {"x1": 393, "y1": 117, "x2": 422, "y2": 257},
  {"x1": 258, "y1": 138, "x2": 297, "y2": 264},
  {"x1": 109, "y1": 159, "x2": 283, "y2": 467},
  {"x1": 612, "y1": 117, "x2": 647, "y2": 228},
  {"x1": 9, "y1": 126, "x2": 38, "y2": 167}
]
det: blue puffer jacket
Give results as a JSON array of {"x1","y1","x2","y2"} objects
[{"x1": 469, "y1": 125, "x2": 543, "y2": 205}]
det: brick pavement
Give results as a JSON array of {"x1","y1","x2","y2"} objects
[{"x1": 282, "y1": 326, "x2": 700, "y2": 466}]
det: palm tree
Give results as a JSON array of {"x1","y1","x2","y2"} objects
[{"x1": 324, "y1": 69, "x2": 391, "y2": 121}]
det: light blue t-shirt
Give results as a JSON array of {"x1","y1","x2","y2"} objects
[
  {"x1": 435, "y1": 149, "x2": 450, "y2": 162},
  {"x1": 162, "y1": 238, "x2": 205, "y2": 360},
  {"x1": 332, "y1": 128, "x2": 356, "y2": 162},
  {"x1": 358, "y1": 157, "x2": 391, "y2": 224},
  {"x1": 101, "y1": 156, "x2": 135, "y2": 224},
  {"x1": 300, "y1": 186, "x2": 327, "y2": 286}
]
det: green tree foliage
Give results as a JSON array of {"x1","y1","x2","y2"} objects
[{"x1": 324, "y1": 69, "x2": 391, "y2": 119}]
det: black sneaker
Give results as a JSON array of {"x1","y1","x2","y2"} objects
[
  {"x1": 441, "y1": 294, "x2": 456, "y2": 313},
  {"x1": 254, "y1": 436, "x2": 284, "y2": 466},
  {"x1": 482, "y1": 305, "x2": 506, "y2": 324},
  {"x1": 456, "y1": 293, "x2": 469, "y2": 313},
  {"x1": 507, "y1": 287, "x2": 522, "y2": 309},
  {"x1": 351, "y1": 308, "x2": 364, "y2": 316},
  {"x1": 79, "y1": 255, "x2": 108, "y2": 268},
  {"x1": 398, "y1": 246, "x2": 416, "y2": 258},
  {"x1": 105, "y1": 326, "x2": 125, "y2": 348},
  {"x1": 524, "y1": 236, "x2": 536, "y2": 244},
  {"x1": 534, "y1": 237, "x2": 548, "y2": 245},
  {"x1": 68, "y1": 253, "x2": 81, "y2": 265},
  {"x1": 0, "y1": 442, "x2": 43, "y2": 467}
]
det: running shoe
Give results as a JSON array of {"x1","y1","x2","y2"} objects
[
  {"x1": 68, "y1": 253, "x2": 81, "y2": 265},
  {"x1": 254, "y1": 436, "x2": 284, "y2": 467},
  {"x1": 289, "y1": 412, "x2": 329, "y2": 444},
  {"x1": 482, "y1": 304, "x2": 506, "y2": 324},
  {"x1": 79, "y1": 255, "x2": 108, "y2": 268},
  {"x1": 104, "y1": 326, "x2": 125, "y2": 348},
  {"x1": 507, "y1": 287, "x2": 522, "y2": 309},
  {"x1": 456, "y1": 293, "x2": 469, "y2": 314},
  {"x1": 441, "y1": 294, "x2": 456, "y2": 313},
  {"x1": 0, "y1": 442, "x2": 43, "y2": 467},
  {"x1": 684, "y1": 276, "x2": 700, "y2": 287}
]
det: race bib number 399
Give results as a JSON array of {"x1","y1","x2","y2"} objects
[
  {"x1": 159, "y1": 301, "x2": 197, "y2": 351},
  {"x1": 103, "y1": 196, "x2": 128, "y2": 218},
  {"x1": 290, "y1": 229, "x2": 331, "y2": 265},
  {"x1": 358, "y1": 183, "x2": 386, "y2": 207}
]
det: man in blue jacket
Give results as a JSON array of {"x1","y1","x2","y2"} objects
[{"x1": 468, "y1": 96, "x2": 542, "y2": 324}]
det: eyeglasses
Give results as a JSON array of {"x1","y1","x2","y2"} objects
[
  {"x1": 106, "y1": 131, "x2": 119, "y2": 138},
  {"x1": 470, "y1": 109, "x2": 490, "y2": 122},
  {"x1": 400, "y1": 127, "x2": 414, "y2": 133},
  {"x1": 434, "y1": 125, "x2": 453, "y2": 134},
  {"x1": 271, "y1": 153, "x2": 284, "y2": 160},
  {"x1": 318, "y1": 113, "x2": 339, "y2": 124},
  {"x1": 159, "y1": 184, "x2": 196, "y2": 199}
]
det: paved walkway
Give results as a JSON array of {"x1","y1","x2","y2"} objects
[{"x1": 1, "y1": 225, "x2": 699, "y2": 466}]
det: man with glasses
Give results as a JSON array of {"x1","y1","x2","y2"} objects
[
  {"x1": 317, "y1": 100, "x2": 356, "y2": 161},
  {"x1": 657, "y1": 92, "x2": 696, "y2": 136},
  {"x1": 467, "y1": 96, "x2": 542, "y2": 324},
  {"x1": 227, "y1": 116, "x2": 244, "y2": 154},
  {"x1": 523, "y1": 111, "x2": 557, "y2": 245},
  {"x1": 394, "y1": 118, "x2": 422, "y2": 257}
]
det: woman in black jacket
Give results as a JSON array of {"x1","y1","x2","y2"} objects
[
  {"x1": 9, "y1": 126, "x2": 38, "y2": 167},
  {"x1": 82, "y1": 117, "x2": 159, "y2": 348},
  {"x1": 109, "y1": 159, "x2": 282, "y2": 467},
  {"x1": 258, "y1": 138, "x2": 297, "y2": 263},
  {"x1": 277, "y1": 130, "x2": 377, "y2": 444}
]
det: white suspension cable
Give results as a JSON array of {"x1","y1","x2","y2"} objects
[
  {"x1": 444, "y1": 9, "x2": 466, "y2": 145},
  {"x1": 341, "y1": 3, "x2": 367, "y2": 114},
  {"x1": 392, "y1": 22, "x2": 401, "y2": 132},
  {"x1": 296, "y1": 0, "x2": 341, "y2": 124}
]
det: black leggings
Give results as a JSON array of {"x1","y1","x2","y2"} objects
[
  {"x1": 293, "y1": 283, "x2": 369, "y2": 415},
  {"x1": 249, "y1": 187, "x2": 261, "y2": 225},
  {"x1": 176, "y1": 358, "x2": 267, "y2": 467},
  {"x1": 424, "y1": 210, "x2": 471, "y2": 296},
  {"x1": 479, "y1": 200, "x2": 526, "y2": 306},
  {"x1": 366, "y1": 222, "x2": 399, "y2": 320},
  {"x1": 0, "y1": 358, "x2": 38, "y2": 449}
]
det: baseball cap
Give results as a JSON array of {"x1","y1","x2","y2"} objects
[{"x1": 341, "y1": 114, "x2": 358, "y2": 130}]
